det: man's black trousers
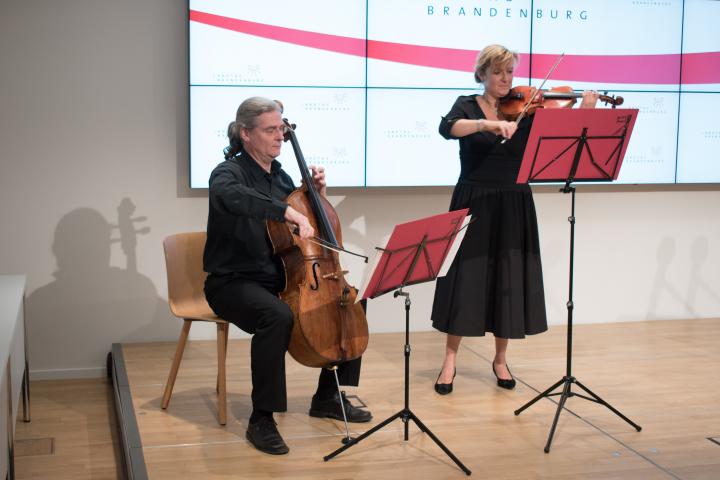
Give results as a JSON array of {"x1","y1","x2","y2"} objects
[{"x1": 205, "y1": 275, "x2": 362, "y2": 412}]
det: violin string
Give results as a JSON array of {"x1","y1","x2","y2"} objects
[
  {"x1": 516, "y1": 52, "x2": 565, "y2": 124},
  {"x1": 500, "y1": 52, "x2": 565, "y2": 145}
]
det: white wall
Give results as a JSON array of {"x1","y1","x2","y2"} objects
[{"x1": 1, "y1": 0, "x2": 718, "y2": 379}]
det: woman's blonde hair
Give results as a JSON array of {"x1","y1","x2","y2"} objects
[{"x1": 474, "y1": 45, "x2": 519, "y2": 83}]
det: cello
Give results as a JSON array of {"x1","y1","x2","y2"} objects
[{"x1": 267, "y1": 119, "x2": 369, "y2": 368}]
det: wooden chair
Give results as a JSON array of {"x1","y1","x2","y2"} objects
[{"x1": 161, "y1": 232, "x2": 230, "y2": 425}]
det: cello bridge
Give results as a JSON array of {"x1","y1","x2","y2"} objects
[{"x1": 339, "y1": 286, "x2": 351, "y2": 307}]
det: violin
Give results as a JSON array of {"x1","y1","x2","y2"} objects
[
  {"x1": 266, "y1": 119, "x2": 369, "y2": 368},
  {"x1": 499, "y1": 86, "x2": 624, "y2": 121}
]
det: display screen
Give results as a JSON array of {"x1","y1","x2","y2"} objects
[{"x1": 189, "y1": 0, "x2": 720, "y2": 187}]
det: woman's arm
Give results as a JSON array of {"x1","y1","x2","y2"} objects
[{"x1": 449, "y1": 118, "x2": 518, "y2": 139}]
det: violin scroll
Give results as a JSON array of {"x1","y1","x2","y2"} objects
[{"x1": 601, "y1": 92, "x2": 624, "y2": 107}]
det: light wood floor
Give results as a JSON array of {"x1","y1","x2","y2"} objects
[
  {"x1": 13, "y1": 378, "x2": 122, "y2": 479},
  {"x1": 15, "y1": 319, "x2": 720, "y2": 479}
]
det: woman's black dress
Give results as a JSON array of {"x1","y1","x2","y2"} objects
[{"x1": 431, "y1": 95, "x2": 548, "y2": 339}]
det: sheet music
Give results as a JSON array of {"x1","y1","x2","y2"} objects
[{"x1": 438, "y1": 215, "x2": 471, "y2": 277}]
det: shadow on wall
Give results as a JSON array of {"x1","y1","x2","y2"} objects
[
  {"x1": 646, "y1": 237, "x2": 695, "y2": 319},
  {"x1": 687, "y1": 236, "x2": 720, "y2": 309},
  {"x1": 25, "y1": 200, "x2": 175, "y2": 376}
]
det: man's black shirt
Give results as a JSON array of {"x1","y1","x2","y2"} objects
[{"x1": 203, "y1": 152, "x2": 295, "y2": 285}]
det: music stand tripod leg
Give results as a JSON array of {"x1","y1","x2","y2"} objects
[
  {"x1": 514, "y1": 376, "x2": 566, "y2": 416},
  {"x1": 544, "y1": 378, "x2": 573, "y2": 453},
  {"x1": 323, "y1": 409, "x2": 404, "y2": 461},
  {"x1": 407, "y1": 412, "x2": 472, "y2": 475},
  {"x1": 324, "y1": 289, "x2": 471, "y2": 476},
  {"x1": 573, "y1": 379, "x2": 642, "y2": 431}
]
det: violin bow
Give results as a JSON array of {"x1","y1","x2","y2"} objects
[{"x1": 500, "y1": 52, "x2": 565, "y2": 144}]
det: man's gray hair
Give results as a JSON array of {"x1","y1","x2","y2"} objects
[
  {"x1": 224, "y1": 97, "x2": 283, "y2": 160},
  {"x1": 235, "y1": 96, "x2": 283, "y2": 129}
]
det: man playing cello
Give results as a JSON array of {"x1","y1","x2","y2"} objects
[{"x1": 203, "y1": 96, "x2": 372, "y2": 455}]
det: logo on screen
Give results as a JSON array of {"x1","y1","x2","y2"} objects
[
  {"x1": 215, "y1": 65, "x2": 263, "y2": 84},
  {"x1": 300, "y1": 93, "x2": 350, "y2": 112},
  {"x1": 385, "y1": 121, "x2": 432, "y2": 140},
  {"x1": 631, "y1": 1, "x2": 673, "y2": 8},
  {"x1": 333, "y1": 147, "x2": 349, "y2": 165},
  {"x1": 306, "y1": 147, "x2": 349, "y2": 167},
  {"x1": 426, "y1": 3, "x2": 589, "y2": 21},
  {"x1": 640, "y1": 96, "x2": 668, "y2": 115}
]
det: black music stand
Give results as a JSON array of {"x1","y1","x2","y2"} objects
[
  {"x1": 324, "y1": 210, "x2": 472, "y2": 476},
  {"x1": 514, "y1": 108, "x2": 641, "y2": 452}
]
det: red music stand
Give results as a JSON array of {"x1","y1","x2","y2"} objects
[
  {"x1": 513, "y1": 108, "x2": 642, "y2": 453},
  {"x1": 517, "y1": 108, "x2": 637, "y2": 186},
  {"x1": 324, "y1": 209, "x2": 472, "y2": 476}
]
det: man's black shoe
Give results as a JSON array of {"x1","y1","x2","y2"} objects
[
  {"x1": 309, "y1": 390, "x2": 372, "y2": 423},
  {"x1": 246, "y1": 416, "x2": 289, "y2": 455}
]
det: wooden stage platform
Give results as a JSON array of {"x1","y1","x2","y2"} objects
[{"x1": 110, "y1": 319, "x2": 720, "y2": 479}]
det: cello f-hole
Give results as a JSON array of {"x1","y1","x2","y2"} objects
[{"x1": 310, "y1": 262, "x2": 321, "y2": 290}]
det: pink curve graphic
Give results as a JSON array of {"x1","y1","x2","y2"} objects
[
  {"x1": 682, "y1": 52, "x2": 720, "y2": 85},
  {"x1": 190, "y1": 10, "x2": 365, "y2": 57},
  {"x1": 190, "y1": 10, "x2": 719, "y2": 86},
  {"x1": 366, "y1": 40, "x2": 529, "y2": 77}
]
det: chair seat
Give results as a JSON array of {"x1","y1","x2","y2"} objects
[
  {"x1": 168, "y1": 284, "x2": 227, "y2": 324},
  {"x1": 178, "y1": 306, "x2": 226, "y2": 324},
  {"x1": 188, "y1": 313, "x2": 227, "y2": 323}
]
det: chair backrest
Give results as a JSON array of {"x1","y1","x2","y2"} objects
[{"x1": 163, "y1": 232, "x2": 213, "y2": 319}]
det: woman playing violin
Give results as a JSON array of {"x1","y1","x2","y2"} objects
[{"x1": 432, "y1": 45, "x2": 598, "y2": 395}]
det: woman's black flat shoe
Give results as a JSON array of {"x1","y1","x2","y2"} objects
[
  {"x1": 492, "y1": 363, "x2": 516, "y2": 390},
  {"x1": 434, "y1": 368, "x2": 456, "y2": 395}
]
